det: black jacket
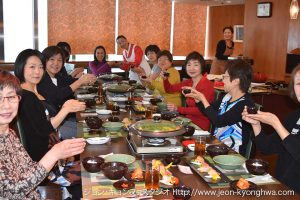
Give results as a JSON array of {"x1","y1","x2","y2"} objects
[
  {"x1": 215, "y1": 40, "x2": 234, "y2": 60},
  {"x1": 37, "y1": 72, "x2": 75, "y2": 111},
  {"x1": 196, "y1": 93, "x2": 255, "y2": 156},
  {"x1": 255, "y1": 109, "x2": 300, "y2": 194}
]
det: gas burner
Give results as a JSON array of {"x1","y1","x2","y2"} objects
[
  {"x1": 129, "y1": 134, "x2": 183, "y2": 154},
  {"x1": 146, "y1": 138, "x2": 167, "y2": 146}
]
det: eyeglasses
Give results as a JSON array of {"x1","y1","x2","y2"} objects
[
  {"x1": 222, "y1": 75, "x2": 230, "y2": 80},
  {"x1": 0, "y1": 95, "x2": 21, "y2": 104}
]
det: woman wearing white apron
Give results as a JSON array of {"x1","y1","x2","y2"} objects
[{"x1": 210, "y1": 26, "x2": 234, "y2": 75}]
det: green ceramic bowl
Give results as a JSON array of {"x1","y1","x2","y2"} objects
[
  {"x1": 104, "y1": 154, "x2": 136, "y2": 165},
  {"x1": 172, "y1": 117, "x2": 191, "y2": 126},
  {"x1": 213, "y1": 154, "x2": 246, "y2": 170},
  {"x1": 102, "y1": 122, "x2": 123, "y2": 132},
  {"x1": 157, "y1": 102, "x2": 167, "y2": 111}
]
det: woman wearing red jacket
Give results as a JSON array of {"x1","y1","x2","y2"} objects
[{"x1": 163, "y1": 51, "x2": 214, "y2": 130}]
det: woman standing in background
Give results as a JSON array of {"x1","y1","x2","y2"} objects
[{"x1": 210, "y1": 26, "x2": 234, "y2": 75}]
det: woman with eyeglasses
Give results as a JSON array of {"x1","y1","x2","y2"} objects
[
  {"x1": 163, "y1": 51, "x2": 214, "y2": 130},
  {"x1": 242, "y1": 64, "x2": 300, "y2": 194},
  {"x1": 184, "y1": 59, "x2": 255, "y2": 156},
  {"x1": 142, "y1": 50, "x2": 182, "y2": 106},
  {"x1": 0, "y1": 70, "x2": 85, "y2": 199}
]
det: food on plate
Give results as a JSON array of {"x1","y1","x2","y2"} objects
[
  {"x1": 161, "y1": 174, "x2": 179, "y2": 186},
  {"x1": 236, "y1": 178, "x2": 250, "y2": 190},
  {"x1": 151, "y1": 159, "x2": 179, "y2": 185},
  {"x1": 122, "y1": 117, "x2": 132, "y2": 128},
  {"x1": 191, "y1": 156, "x2": 221, "y2": 181},
  {"x1": 171, "y1": 176, "x2": 179, "y2": 185},
  {"x1": 134, "y1": 104, "x2": 146, "y2": 111},
  {"x1": 131, "y1": 167, "x2": 143, "y2": 180},
  {"x1": 121, "y1": 183, "x2": 129, "y2": 188}
]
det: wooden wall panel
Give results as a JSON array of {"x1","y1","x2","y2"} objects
[
  {"x1": 118, "y1": 0, "x2": 171, "y2": 54},
  {"x1": 244, "y1": 0, "x2": 290, "y2": 80},
  {"x1": 206, "y1": 5, "x2": 244, "y2": 58},
  {"x1": 48, "y1": 0, "x2": 115, "y2": 54},
  {"x1": 173, "y1": 3, "x2": 207, "y2": 56}
]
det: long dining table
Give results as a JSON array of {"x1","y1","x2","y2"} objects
[{"x1": 77, "y1": 83, "x2": 299, "y2": 200}]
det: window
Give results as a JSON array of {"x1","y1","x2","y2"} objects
[{"x1": 233, "y1": 25, "x2": 244, "y2": 43}]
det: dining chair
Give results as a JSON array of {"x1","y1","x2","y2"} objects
[{"x1": 16, "y1": 117, "x2": 27, "y2": 149}]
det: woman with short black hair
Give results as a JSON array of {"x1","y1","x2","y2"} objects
[
  {"x1": 144, "y1": 50, "x2": 182, "y2": 106},
  {"x1": 143, "y1": 44, "x2": 161, "y2": 82},
  {"x1": 185, "y1": 59, "x2": 255, "y2": 155}
]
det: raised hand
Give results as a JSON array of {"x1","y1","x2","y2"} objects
[
  {"x1": 62, "y1": 99, "x2": 86, "y2": 113},
  {"x1": 79, "y1": 74, "x2": 97, "y2": 85},
  {"x1": 167, "y1": 103, "x2": 177, "y2": 111},
  {"x1": 51, "y1": 138, "x2": 86, "y2": 160},
  {"x1": 241, "y1": 106, "x2": 260, "y2": 126},
  {"x1": 182, "y1": 87, "x2": 205, "y2": 102}
]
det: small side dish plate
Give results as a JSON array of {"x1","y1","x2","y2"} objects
[{"x1": 86, "y1": 137, "x2": 110, "y2": 145}]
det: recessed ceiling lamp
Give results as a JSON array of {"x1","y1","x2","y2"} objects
[{"x1": 290, "y1": 0, "x2": 299, "y2": 19}]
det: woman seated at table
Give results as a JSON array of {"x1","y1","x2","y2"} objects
[
  {"x1": 37, "y1": 46, "x2": 96, "y2": 139},
  {"x1": 0, "y1": 70, "x2": 86, "y2": 199},
  {"x1": 184, "y1": 59, "x2": 254, "y2": 155},
  {"x1": 88, "y1": 45, "x2": 111, "y2": 76},
  {"x1": 143, "y1": 44, "x2": 161, "y2": 83},
  {"x1": 242, "y1": 64, "x2": 300, "y2": 194},
  {"x1": 14, "y1": 49, "x2": 86, "y2": 161},
  {"x1": 57, "y1": 41, "x2": 83, "y2": 78},
  {"x1": 163, "y1": 51, "x2": 214, "y2": 130},
  {"x1": 142, "y1": 50, "x2": 181, "y2": 106}
]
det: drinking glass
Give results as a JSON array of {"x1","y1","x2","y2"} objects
[
  {"x1": 195, "y1": 136, "x2": 206, "y2": 156},
  {"x1": 145, "y1": 163, "x2": 160, "y2": 190},
  {"x1": 144, "y1": 106, "x2": 153, "y2": 119}
]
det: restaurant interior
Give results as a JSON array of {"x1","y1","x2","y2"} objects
[{"x1": 1, "y1": 0, "x2": 300, "y2": 199}]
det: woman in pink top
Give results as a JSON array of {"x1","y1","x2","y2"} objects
[{"x1": 163, "y1": 51, "x2": 215, "y2": 130}]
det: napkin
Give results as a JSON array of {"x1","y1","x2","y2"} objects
[
  {"x1": 246, "y1": 174, "x2": 276, "y2": 185},
  {"x1": 193, "y1": 130, "x2": 211, "y2": 136},
  {"x1": 109, "y1": 97, "x2": 128, "y2": 101},
  {"x1": 80, "y1": 112, "x2": 97, "y2": 117},
  {"x1": 76, "y1": 94, "x2": 97, "y2": 99},
  {"x1": 178, "y1": 165, "x2": 193, "y2": 174}
]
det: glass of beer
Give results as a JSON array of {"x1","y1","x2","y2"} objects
[
  {"x1": 106, "y1": 101, "x2": 114, "y2": 110},
  {"x1": 195, "y1": 136, "x2": 206, "y2": 156},
  {"x1": 145, "y1": 163, "x2": 160, "y2": 190},
  {"x1": 145, "y1": 106, "x2": 153, "y2": 119}
]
